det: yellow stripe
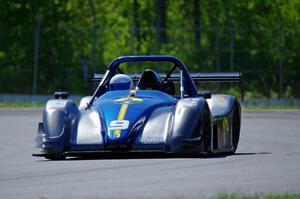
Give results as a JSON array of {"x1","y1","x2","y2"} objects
[
  {"x1": 113, "y1": 90, "x2": 137, "y2": 138},
  {"x1": 117, "y1": 103, "x2": 128, "y2": 120},
  {"x1": 114, "y1": 103, "x2": 128, "y2": 137}
]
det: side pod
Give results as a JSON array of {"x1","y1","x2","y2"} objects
[
  {"x1": 206, "y1": 94, "x2": 241, "y2": 153},
  {"x1": 169, "y1": 98, "x2": 208, "y2": 153}
]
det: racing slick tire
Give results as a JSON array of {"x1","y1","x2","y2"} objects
[
  {"x1": 231, "y1": 102, "x2": 241, "y2": 154},
  {"x1": 199, "y1": 104, "x2": 212, "y2": 155}
]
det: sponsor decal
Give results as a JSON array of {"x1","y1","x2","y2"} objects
[
  {"x1": 114, "y1": 97, "x2": 143, "y2": 104},
  {"x1": 47, "y1": 100, "x2": 67, "y2": 108},
  {"x1": 114, "y1": 89, "x2": 143, "y2": 104},
  {"x1": 138, "y1": 136, "x2": 164, "y2": 144}
]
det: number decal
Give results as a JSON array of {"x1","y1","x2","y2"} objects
[{"x1": 109, "y1": 120, "x2": 130, "y2": 130}]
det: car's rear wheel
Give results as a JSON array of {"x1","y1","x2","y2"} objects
[
  {"x1": 231, "y1": 102, "x2": 241, "y2": 154},
  {"x1": 200, "y1": 104, "x2": 212, "y2": 155}
]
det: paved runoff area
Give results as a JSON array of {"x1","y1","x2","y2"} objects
[{"x1": 0, "y1": 108, "x2": 299, "y2": 198}]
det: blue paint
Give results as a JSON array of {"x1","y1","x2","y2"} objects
[{"x1": 93, "y1": 89, "x2": 177, "y2": 143}]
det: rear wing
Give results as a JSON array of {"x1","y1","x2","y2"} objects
[{"x1": 88, "y1": 72, "x2": 241, "y2": 83}]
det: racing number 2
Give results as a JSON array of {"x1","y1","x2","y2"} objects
[{"x1": 109, "y1": 120, "x2": 130, "y2": 130}]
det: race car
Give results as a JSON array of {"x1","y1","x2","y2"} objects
[{"x1": 33, "y1": 55, "x2": 241, "y2": 160}]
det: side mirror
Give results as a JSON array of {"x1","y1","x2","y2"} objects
[
  {"x1": 54, "y1": 91, "x2": 69, "y2": 99},
  {"x1": 198, "y1": 92, "x2": 211, "y2": 99}
]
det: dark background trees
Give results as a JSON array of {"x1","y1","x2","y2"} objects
[{"x1": 0, "y1": 0, "x2": 299, "y2": 99}]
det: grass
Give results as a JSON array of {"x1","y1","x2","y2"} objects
[
  {"x1": 0, "y1": 102, "x2": 44, "y2": 108},
  {"x1": 242, "y1": 104, "x2": 300, "y2": 110},
  {"x1": 215, "y1": 194, "x2": 300, "y2": 199}
]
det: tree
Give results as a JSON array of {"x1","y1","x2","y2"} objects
[{"x1": 156, "y1": 0, "x2": 167, "y2": 52}]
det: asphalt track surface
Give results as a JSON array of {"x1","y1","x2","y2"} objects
[{"x1": 0, "y1": 108, "x2": 299, "y2": 199}]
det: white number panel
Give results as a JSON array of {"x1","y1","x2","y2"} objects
[{"x1": 108, "y1": 120, "x2": 130, "y2": 130}]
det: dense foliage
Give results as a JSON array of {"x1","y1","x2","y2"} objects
[{"x1": 0, "y1": 0, "x2": 299, "y2": 98}]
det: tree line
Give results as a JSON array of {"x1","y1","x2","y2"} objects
[{"x1": 0, "y1": 0, "x2": 299, "y2": 98}]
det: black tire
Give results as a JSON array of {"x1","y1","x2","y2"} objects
[
  {"x1": 231, "y1": 102, "x2": 241, "y2": 154},
  {"x1": 199, "y1": 104, "x2": 212, "y2": 155},
  {"x1": 44, "y1": 154, "x2": 66, "y2": 161}
]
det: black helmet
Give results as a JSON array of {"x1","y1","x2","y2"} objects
[{"x1": 137, "y1": 69, "x2": 162, "y2": 90}]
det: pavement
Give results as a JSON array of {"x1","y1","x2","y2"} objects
[{"x1": 0, "y1": 108, "x2": 299, "y2": 199}]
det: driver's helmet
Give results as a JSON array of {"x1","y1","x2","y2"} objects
[
  {"x1": 109, "y1": 74, "x2": 134, "y2": 90},
  {"x1": 136, "y1": 69, "x2": 162, "y2": 90}
]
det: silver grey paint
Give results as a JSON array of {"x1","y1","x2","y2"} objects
[
  {"x1": 132, "y1": 106, "x2": 173, "y2": 150},
  {"x1": 75, "y1": 108, "x2": 103, "y2": 145},
  {"x1": 78, "y1": 96, "x2": 92, "y2": 111},
  {"x1": 206, "y1": 94, "x2": 235, "y2": 118}
]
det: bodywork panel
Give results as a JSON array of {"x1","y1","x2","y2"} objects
[
  {"x1": 207, "y1": 94, "x2": 239, "y2": 153},
  {"x1": 132, "y1": 106, "x2": 173, "y2": 150},
  {"x1": 170, "y1": 98, "x2": 207, "y2": 153}
]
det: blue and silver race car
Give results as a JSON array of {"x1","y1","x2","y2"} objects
[{"x1": 33, "y1": 55, "x2": 241, "y2": 160}]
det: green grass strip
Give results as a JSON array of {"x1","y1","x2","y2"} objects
[
  {"x1": 215, "y1": 193, "x2": 300, "y2": 199},
  {"x1": 0, "y1": 102, "x2": 44, "y2": 108},
  {"x1": 242, "y1": 105, "x2": 300, "y2": 110}
]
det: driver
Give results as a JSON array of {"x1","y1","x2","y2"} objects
[{"x1": 109, "y1": 74, "x2": 134, "y2": 90}]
